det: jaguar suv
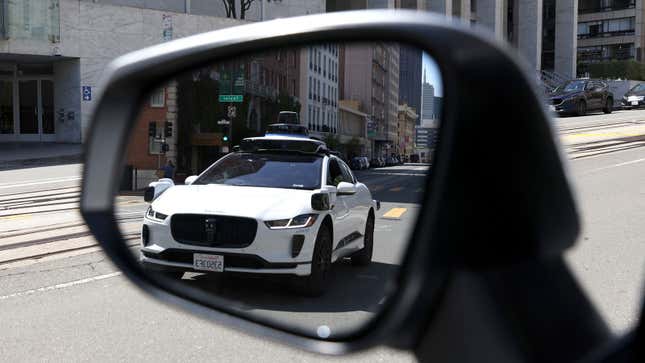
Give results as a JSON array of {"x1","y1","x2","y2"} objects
[{"x1": 140, "y1": 135, "x2": 379, "y2": 296}]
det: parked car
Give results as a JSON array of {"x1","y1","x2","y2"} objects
[
  {"x1": 370, "y1": 158, "x2": 381, "y2": 168},
  {"x1": 622, "y1": 83, "x2": 645, "y2": 109},
  {"x1": 410, "y1": 154, "x2": 420, "y2": 163},
  {"x1": 549, "y1": 79, "x2": 613, "y2": 116}
]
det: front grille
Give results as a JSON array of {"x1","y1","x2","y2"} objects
[
  {"x1": 171, "y1": 214, "x2": 257, "y2": 248},
  {"x1": 143, "y1": 250, "x2": 297, "y2": 269},
  {"x1": 551, "y1": 98, "x2": 563, "y2": 105}
]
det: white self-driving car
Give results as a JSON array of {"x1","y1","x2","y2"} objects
[{"x1": 140, "y1": 133, "x2": 379, "y2": 295}]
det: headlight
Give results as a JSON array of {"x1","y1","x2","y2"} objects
[
  {"x1": 145, "y1": 206, "x2": 167, "y2": 221},
  {"x1": 265, "y1": 214, "x2": 318, "y2": 229}
]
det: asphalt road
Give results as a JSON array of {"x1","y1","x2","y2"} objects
[
  {"x1": 0, "y1": 163, "x2": 425, "y2": 362},
  {"x1": 1, "y1": 110, "x2": 645, "y2": 360}
]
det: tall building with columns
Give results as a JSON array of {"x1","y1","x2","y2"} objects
[{"x1": 327, "y1": 0, "x2": 579, "y2": 79}]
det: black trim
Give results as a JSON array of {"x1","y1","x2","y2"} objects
[
  {"x1": 334, "y1": 231, "x2": 363, "y2": 251},
  {"x1": 142, "y1": 249, "x2": 304, "y2": 269}
]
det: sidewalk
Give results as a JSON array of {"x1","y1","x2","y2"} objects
[{"x1": 0, "y1": 143, "x2": 82, "y2": 170}]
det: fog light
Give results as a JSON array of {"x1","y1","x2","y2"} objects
[
  {"x1": 142, "y1": 225, "x2": 150, "y2": 246},
  {"x1": 291, "y1": 235, "x2": 305, "y2": 257}
]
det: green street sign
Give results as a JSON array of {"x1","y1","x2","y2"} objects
[{"x1": 219, "y1": 95, "x2": 243, "y2": 103}]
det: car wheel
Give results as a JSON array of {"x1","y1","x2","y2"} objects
[
  {"x1": 603, "y1": 99, "x2": 613, "y2": 114},
  {"x1": 298, "y1": 224, "x2": 332, "y2": 297},
  {"x1": 577, "y1": 100, "x2": 587, "y2": 116},
  {"x1": 351, "y1": 212, "x2": 374, "y2": 266}
]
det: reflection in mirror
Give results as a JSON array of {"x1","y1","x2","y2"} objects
[{"x1": 117, "y1": 42, "x2": 442, "y2": 338}]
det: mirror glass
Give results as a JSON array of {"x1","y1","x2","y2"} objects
[{"x1": 117, "y1": 42, "x2": 442, "y2": 338}]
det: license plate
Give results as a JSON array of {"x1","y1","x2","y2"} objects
[
  {"x1": 193, "y1": 253, "x2": 224, "y2": 272},
  {"x1": 632, "y1": 101, "x2": 639, "y2": 106}
]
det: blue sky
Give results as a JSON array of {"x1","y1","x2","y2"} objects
[{"x1": 423, "y1": 52, "x2": 443, "y2": 97}]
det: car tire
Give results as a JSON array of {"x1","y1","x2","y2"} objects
[
  {"x1": 603, "y1": 99, "x2": 613, "y2": 114},
  {"x1": 577, "y1": 100, "x2": 587, "y2": 116},
  {"x1": 297, "y1": 224, "x2": 332, "y2": 297},
  {"x1": 351, "y1": 212, "x2": 374, "y2": 266}
]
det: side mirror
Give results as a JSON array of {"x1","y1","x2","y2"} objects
[
  {"x1": 311, "y1": 192, "x2": 330, "y2": 211},
  {"x1": 184, "y1": 175, "x2": 198, "y2": 185},
  {"x1": 337, "y1": 181, "x2": 356, "y2": 195},
  {"x1": 144, "y1": 179, "x2": 174, "y2": 202},
  {"x1": 143, "y1": 186, "x2": 155, "y2": 202}
]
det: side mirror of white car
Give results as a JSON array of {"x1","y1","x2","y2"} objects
[
  {"x1": 337, "y1": 182, "x2": 356, "y2": 195},
  {"x1": 184, "y1": 175, "x2": 198, "y2": 185},
  {"x1": 144, "y1": 179, "x2": 174, "y2": 202}
]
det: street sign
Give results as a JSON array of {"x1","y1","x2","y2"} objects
[
  {"x1": 217, "y1": 120, "x2": 230, "y2": 125},
  {"x1": 219, "y1": 95, "x2": 243, "y2": 103}
]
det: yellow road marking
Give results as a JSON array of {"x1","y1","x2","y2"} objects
[
  {"x1": 0, "y1": 214, "x2": 33, "y2": 220},
  {"x1": 389, "y1": 187, "x2": 403, "y2": 192},
  {"x1": 382, "y1": 207, "x2": 407, "y2": 219}
]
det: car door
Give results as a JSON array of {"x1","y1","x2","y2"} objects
[
  {"x1": 587, "y1": 81, "x2": 602, "y2": 109},
  {"x1": 338, "y1": 159, "x2": 365, "y2": 239},
  {"x1": 326, "y1": 158, "x2": 352, "y2": 250}
]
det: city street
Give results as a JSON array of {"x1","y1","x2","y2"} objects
[{"x1": 1, "y1": 110, "x2": 645, "y2": 361}]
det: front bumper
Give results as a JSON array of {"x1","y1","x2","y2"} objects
[
  {"x1": 622, "y1": 99, "x2": 645, "y2": 108},
  {"x1": 140, "y1": 213, "x2": 321, "y2": 275},
  {"x1": 140, "y1": 250, "x2": 312, "y2": 276},
  {"x1": 550, "y1": 99, "x2": 577, "y2": 113}
]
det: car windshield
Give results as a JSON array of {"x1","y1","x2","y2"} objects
[
  {"x1": 631, "y1": 84, "x2": 645, "y2": 92},
  {"x1": 193, "y1": 152, "x2": 322, "y2": 190},
  {"x1": 556, "y1": 80, "x2": 586, "y2": 92}
]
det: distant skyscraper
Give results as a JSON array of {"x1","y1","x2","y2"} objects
[
  {"x1": 421, "y1": 70, "x2": 434, "y2": 124},
  {"x1": 399, "y1": 45, "x2": 422, "y2": 119},
  {"x1": 433, "y1": 96, "x2": 442, "y2": 119}
]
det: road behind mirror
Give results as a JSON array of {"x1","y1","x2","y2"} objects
[{"x1": 116, "y1": 42, "x2": 442, "y2": 338}]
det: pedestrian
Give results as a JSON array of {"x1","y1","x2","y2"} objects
[{"x1": 163, "y1": 159, "x2": 175, "y2": 179}]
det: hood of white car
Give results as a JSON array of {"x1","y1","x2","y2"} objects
[{"x1": 151, "y1": 184, "x2": 316, "y2": 220}]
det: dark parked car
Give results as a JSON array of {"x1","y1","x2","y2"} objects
[
  {"x1": 621, "y1": 83, "x2": 645, "y2": 109},
  {"x1": 549, "y1": 79, "x2": 613, "y2": 116}
]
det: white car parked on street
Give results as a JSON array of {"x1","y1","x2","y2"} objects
[{"x1": 140, "y1": 134, "x2": 379, "y2": 296}]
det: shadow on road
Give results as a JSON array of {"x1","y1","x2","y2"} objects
[
  {"x1": 180, "y1": 260, "x2": 399, "y2": 314},
  {"x1": 355, "y1": 165, "x2": 430, "y2": 204}
]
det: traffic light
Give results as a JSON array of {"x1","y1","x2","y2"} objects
[
  {"x1": 164, "y1": 121, "x2": 173, "y2": 137},
  {"x1": 148, "y1": 122, "x2": 156, "y2": 137},
  {"x1": 222, "y1": 125, "x2": 229, "y2": 142}
]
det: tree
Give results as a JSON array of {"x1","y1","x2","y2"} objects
[
  {"x1": 221, "y1": 0, "x2": 237, "y2": 18},
  {"x1": 240, "y1": 0, "x2": 256, "y2": 19},
  {"x1": 322, "y1": 134, "x2": 341, "y2": 151},
  {"x1": 221, "y1": 0, "x2": 258, "y2": 19}
]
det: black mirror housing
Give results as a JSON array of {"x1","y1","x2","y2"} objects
[
  {"x1": 80, "y1": 9, "x2": 593, "y2": 360},
  {"x1": 311, "y1": 193, "x2": 330, "y2": 211},
  {"x1": 144, "y1": 186, "x2": 154, "y2": 202}
]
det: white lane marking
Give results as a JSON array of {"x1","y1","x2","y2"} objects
[
  {"x1": 0, "y1": 272, "x2": 121, "y2": 301},
  {"x1": 0, "y1": 177, "x2": 81, "y2": 189},
  {"x1": 585, "y1": 157, "x2": 645, "y2": 174}
]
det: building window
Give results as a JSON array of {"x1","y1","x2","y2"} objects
[
  {"x1": 150, "y1": 88, "x2": 165, "y2": 107},
  {"x1": 309, "y1": 77, "x2": 312, "y2": 99},
  {"x1": 578, "y1": 17, "x2": 635, "y2": 39}
]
